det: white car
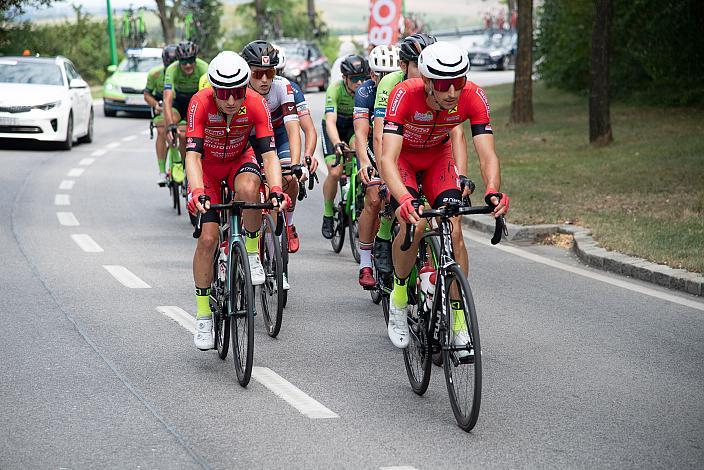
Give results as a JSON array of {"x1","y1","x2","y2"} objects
[{"x1": 0, "y1": 56, "x2": 93, "y2": 150}]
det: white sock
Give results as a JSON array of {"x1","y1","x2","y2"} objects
[
  {"x1": 359, "y1": 246, "x2": 373, "y2": 269},
  {"x1": 287, "y1": 210, "x2": 294, "y2": 226}
]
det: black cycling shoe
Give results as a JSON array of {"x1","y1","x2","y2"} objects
[
  {"x1": 321, "y1": 215, "x2": 335, "y2": 239},
  {"x1": 373, "y1": 236, "x2": 393, "y2": 274}
]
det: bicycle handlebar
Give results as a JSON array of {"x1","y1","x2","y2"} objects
[{"x1": 192, "y1": 198, "x2": 284, "y2": 239}]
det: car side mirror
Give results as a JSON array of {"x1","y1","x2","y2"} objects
[
  {"x1": 107, "y1": 64, "x2": 117, "y2": 73},
  {"x1": 69, "y1": 78, "x2": 88, "y2": 89}
]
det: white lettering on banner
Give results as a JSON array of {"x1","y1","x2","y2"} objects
[{"x1": 368, "y1": 0, "x2": 400, "y2": 45}]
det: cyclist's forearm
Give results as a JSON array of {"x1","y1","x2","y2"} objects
[
  {"x1": 185, "y1": 152, "x2": 204, "y2": 190},
  {"x1": 325, "y1": 113, "x2": 342, "y2": 145},
  {"x1": 284, "y1": 121, "x2": 302, "y2": 165},
  {"x1": 473, "y1": 134, "x2": 501, "y2": 190},
  {"x1": 450, "y1": 125, "x2": 468, "y2": 176},
  {"x1": 144, "y1": 92, "x2": 158, "y2": 108},
  {"x1": 300, "y1": 115, "x2": 317, "y2": 157},
  {"x1": 353, "y1": 120, "x2": 371, "y2": 168},
  {"x1": 380, "y1": 135, "x2": 406, "y2": 201},
  {"x1": 163, "y1": 91, "x2": 175, "y2": 126},
  {"x1": 372, "y1": 117, "x2": 384, "y2": 164},
  {"x1": 262, "y1": 151, "x2": 283, "y2": 189}
]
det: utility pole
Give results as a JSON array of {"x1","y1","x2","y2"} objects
[
  {"x1": 255, "y1": 0, "x2": 265, "y2": 38},
  {"x1": 106, "y1": 0, "x2": 118, "y2": 65},
  {"x1": 307, "y1": 0, "x2": 316, "y2": 35}
]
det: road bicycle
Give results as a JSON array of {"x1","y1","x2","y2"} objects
[
  {"x1": 157, "y1": 124, "x2": 186, "y2": 215},
  {"x1": 398, "y1": 195, "x2": 506, "y2": 431},
  {"x1": 120, "y1": 6, "x2": 148, "y2": 50},
  {"x1": 193, "y1": 188, "x2": 283, "y2": 387},
  {"x1": 330, "y1": 148, "x2": 364, "y2": 263}
]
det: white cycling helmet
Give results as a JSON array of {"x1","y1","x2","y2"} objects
[
  {"x1": 418, "y1": 41, "x2": 469, "y2": 79},
  {"x1": 272, "y1": 44, "x2": 286, "y2": 70},
  {"x1": 368, "y1": 44, "x2": 400, "y2": 73},
  {"x1": 208, "y1": 51, "x2": 250, "y2": 88}
]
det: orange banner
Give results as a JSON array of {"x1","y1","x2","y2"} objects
[{"x1": 368, "y1": 0, "x2": 403, "y2": 46}]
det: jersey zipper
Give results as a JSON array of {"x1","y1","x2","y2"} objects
[{"x1": 423, "y1": 110, "x2": 441, "y2": 148}]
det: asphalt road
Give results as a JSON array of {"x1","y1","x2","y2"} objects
[{"x1": 1, "y1": 74, "x2": 703, "y2": 469}]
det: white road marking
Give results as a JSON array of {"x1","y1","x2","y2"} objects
[
  {"x1": 59, "y1": 180, "x2": 75, "y2": 190},
  {"x1": 252, "y1": 367, "x2": 339, "y2": 419},
  {"x1": 54, "y1": 194, "x2": 70, "y2": 206},
  {"x1": 106, "y1": 142, "x2": 120, "y2": 149},
  {"x1": 71, "y1": 234, "x2": 103, "y2": 253},
  {"x1": 91, "y1": 149, "x2": 107, "y2": 157},
  {"x1": 79, "y1": 157, "x2": 95, "y2": 166},
  {"x1": 142, "y1": 129, "x2": 150, "y2": 135},
  {"x1": 156, "y1": 306, "x2": 196, "y2": 334},
  {"x1": 380, "y1": 467, "x2": 418, "y2": 470},
  {"x1": 464, "y1": 232, "x2": 704, "y2": 312},
  {"x1": 68, "y1": 168, "x2": 85, "y2": 177},
  {"x1": 56, "y1": 212, "x2": 79, "y2": 226},
  {"x1": 103, "y1": 265, "x2": 151, "y2": 288},
  {"x1": 122, "y1": 135, "x2": 136, "y2": 142}
]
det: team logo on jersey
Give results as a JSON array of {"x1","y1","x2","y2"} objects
[
  {"x1": 269, "y1": 136, "x2": 276, "y2": 148},
  {"x1": 476, "y1": 87, "x2": 490, "y2": 117},
  {"x1": 485, "y1": 124, "x2": 492, "y2": 131},
  {"x1": 358, "y1": 86, "x2": 369, "y2": 98},
  {"x1": 236, "y1": 117, "x2": 249, "y2": 123},
  {"x1": 208, "y1": 113, "x2": 224, "y2": 123},
  {"x1": 446, "y1": 115, "x2": 461, "y2": 122},
  {"x1": 388, "y1": 89, "x2": 406, "y2": 117},
  {"x1": 383, "y1": 122, "x2": 399, "y2": 131},
  {"x1": 286, "y1": 84, "x2": 293, "y2": 94},
  {"x1": 187, "y1": 101, "x2": 198, "y2": 131},
  {"x1": 413, "y1": 111, "x2": 433, "y2": 121},
  {"x1": 262, "y1": 55, "x2": 270, "y2": 65},
  {"x1": 448, "y1": 105, "x2": 458, "y2": 114},
  {"x1": 237, "y1": 106, "x2": 247, "y2": 115}
]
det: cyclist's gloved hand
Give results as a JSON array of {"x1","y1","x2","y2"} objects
[
  {"x1": 459, "y1": 175, "x2": 475, "y2": 197},
  {"x1": 290, "y1": 164, "x2": 305, "y2": 182},
  {"x1": 166, "y1": 124, "x2": 178, "y2": 143},
  {"x1": 358, "y1": 164, "x2": 372, "y2": 185},
  {"x1": 333, "y1": 142, "x2": 349, "y2": 157},
  {"x1": 269, "y1": 186, "x2": 291, "y2": 212},
  {"x1": 187, "y1": 188, "x2": 210, "y2": 215},
  {"x1": 305, "y1": 155, "x2": 318, "y2": 174},
  {"x1": 485, "y1": 187, "x2": 510, "y2": 217},
  {"x1": 396, "y1": 193, "x2": 421, "y2": 224}
]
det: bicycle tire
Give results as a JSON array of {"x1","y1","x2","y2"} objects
[
  {"x1": 211, "y1": 237, "x2": 229, "y2": 360},
  {"x1": 442, "y1": 263, "x2": 482, "y2": 432},
  {"x1": 348, "y1": 217, "x2": 361, "y2": 263},
  {"x1": 330, "y1": 203, "x2": 345, "y2": 253},
  {"x1": 172, "y1": 181, "x2": 181, "y2": 214},
  {"x1": 279, "y1": 225, "x2": 289, "y2": 308},
  {"x1": 230, "y1": 238, "x2": 255, "y2": 387},
  {"x1": 259, "y1": 214, "x2": 284, "y2": 337},
  {"x1": 402, "y1": 236, "x2": 439, "y2": 395}
]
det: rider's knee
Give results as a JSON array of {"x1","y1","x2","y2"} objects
[
  {"x1": 198, "y1": 230, "x2": 218, "y2": 253},
  {"x1": 451, "y1": 224, "x2": 466, "y2": 249},
  {"x1": 236, "y1": 175, "x2": 260, "y2": 200}
]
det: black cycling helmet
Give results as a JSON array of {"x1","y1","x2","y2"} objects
[
  {"x1": 340, "y1": 54, "x2": 369, "y2": 77},
  {"x1": 176, "y1": 41, "x2": 199, "y2": 61},
  {"x1": 241, "y1": 40, "x2": 279, "y2": 68},
  {"x1": 399, "y1": 33, "x2": 437, "y2": 63},
  {"x1": 162, "y1": 44, "x2": 178, "y2": 67}
]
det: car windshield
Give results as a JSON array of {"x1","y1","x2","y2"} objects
[
  {"x1": 0, "y1": 61, "x2": 64, "y2": 86},
  {"x1": 118, "y1": 56, "x2": 161, "y2": 72},
  {"x1": 481, "y1": 33, "x2": 513, "y2": 49},
  {"x1": 280, "y1": 45, "x2": 307, "y2": 60}
]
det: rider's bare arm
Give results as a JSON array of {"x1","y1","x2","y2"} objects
[
  {"x1": 325, "y1": 111, "x2": 343, "y2": 147},
  {"x1": 185, "y1": 151, "x2": 204, "y2": 190},
  {"x1": 144, "y1": 90, "x2": 159, "y2": 109},
  {"x1": 284, "y1": 119, "x2": 302, "y2": 165},
  {"x1": 163, "y1": 89, "x2": 175, "y2": 127},
  {"x1": 450, "y1": 125, "x2": 469, "y2": 176},
  {"x1": 354, "y1": 118, "x2": 372, "y2": 169},
  {"x1": 372, "y1": 116, "x2": 384, "y2": 167},
  {"x1": 472, "y1": 133, "x2": 501, "y2": 191},
  {"x1": 380, "y1": 132, "x2": 407, "y2": 202},
  {"x1": 299, "y1": 114, "x2": 318, "y2": 159}
]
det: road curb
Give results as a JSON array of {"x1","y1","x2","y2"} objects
[{"x1": 463, "y1": 216, "x2": 704, "y2": 297}]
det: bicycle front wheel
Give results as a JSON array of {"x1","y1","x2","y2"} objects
[
  {"x1": 348, "y1": 217, "x2": 360, "y2": 263},
  {"x1": 260, "y1": 214, "x2": 284, "y2": 337},
  {"x1": 441, "y1": 264, "x2": 482, "y2": 431},
  {"x1": 230, "y1": 238, "x2": 255, "y2": 387},
  {"x1": 211, "y1": 241, "x2": 229, "y2": 359},
  {"x1": 330, "y1": 203, "x2": 345, "y2": 253},
  {"x1": 279, "y1": 223, "x2": 289, "y2": 308}
]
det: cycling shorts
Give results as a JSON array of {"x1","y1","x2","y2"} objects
[
  {"x1": 173, "y1": 92, "x2": 194, "y2": 121},
  {"x1": 321, "y1": 123, "x2": 355, "y2": 164},
  {"x1": 390, "y1": 144, "x2": 462, "y2": 210}
]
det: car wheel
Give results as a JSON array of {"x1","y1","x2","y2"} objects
[
  {"x1": 318, "y1": 73, "x2": 329, "y2": 92},
  {"x1": 497, "y1": 55, "x2": 509, "y2": 71},
  {"x1": 59, "y1": 113, "x2": 73, "y2": 151},
  {"x1": 103, "y1": 103, "x2": 117, "y2": 117},
  {"x1": 78, "y1": 108, "x2": 94, "y2": 144},
  {"x1": 297, "y1": 72, "x2": 308, "y2": 92}
]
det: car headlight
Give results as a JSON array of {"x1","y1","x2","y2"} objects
[
  {"x1": 105, "y1": 83, "x2": 114, "y2": 90},
  {"x1": 33, "y1": 101, "x2": 61, "y2": 111},
  {"x1": 490, "y1": 51, "x2": 503, "y2": 59},
  {"x1": 290, "y1": 68, "x2": 301, "y2": 76}
]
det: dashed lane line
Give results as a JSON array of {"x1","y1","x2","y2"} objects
[
  {"x1": 54, "y1": 194, "x2": 70, "y2": 206},
  {"x1": 67, "y1": 168, "x2": 85, "y2": 177},
  {"x1": 79, "y1": 157, "x2": 96, "y2": 166},
  {"x1": 380, "y1": 467, "x2": 418, "y2": 470},
  {"x1": 122, "y1": 135, "x2": 137, "y2": 142},
  {"x1": 103, "y1": 265, "x2": 151, "y2": 288},
  {"x1": 56, "y1": 212, "x2": 79, "y2": 226},
  {"x1": 91, "y1": 149, "x2": 107, "y2": 157},
  {"x1": 106, "y1": 142, "x2": 120, "y2": 149},
  {"x1": 71, "y1": 234, "x2": 104, "y2": 253},
  {"x1": 155, "y1": 306, "x2": 339, "y2": 420},
  {"x1": 59, "y1": 180, "x2": 75, "y2": 190},
  {"x1": 464, "y1": 231, "x2": 704, "y2": 312}
]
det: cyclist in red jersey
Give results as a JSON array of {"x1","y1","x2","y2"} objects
[
  {"x1": 185, "y1": 51, "x2": 290, "y2": 350},
  {"x1": 380, "y1": 42, "x2": 510, "y2": 349}
]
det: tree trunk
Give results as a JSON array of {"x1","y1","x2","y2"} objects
[
  {"x1": 307, "y1": 0, "x2": 316, "y2": 33},
  {"x1": 510, "y1": 0, "x2": 533, "y2": 124},
  {"x1": 255, "y1": 0, "x2": 265, "y2": 38},
  {"x1": 154, "y1": 0, "x2": 176, "y2": 44},
  {"x1": 589, "y1": 0, "x2": 613, "y2": 146}
]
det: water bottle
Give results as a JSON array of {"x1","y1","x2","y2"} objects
[
  {"x1": 218, "y1": 241, "x2": 228, "y2": 282},
  {"x1": 418, "y1": 263, "x2": 436, "y2": 311}
]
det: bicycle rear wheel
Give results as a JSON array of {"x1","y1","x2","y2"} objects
[
  {"x1": 280, "y1": 224, "x2": 289, "y2": 308},
  {"x1": 441, "y1": 264, "x2": 482, "y2": 431},
  {"x1": 259, "y1": 214, "x2": 284, "y2": 337},
  {"x1": 211, "y1": 244, "x2": 229, "y2": 360},
  {"x1": 348, "y1": 217, "x2": 360, "y2": 263},
  {"x1": 172, "y1": 181, "x2": 181, "y2": 214},
  {"x1": 330, "y1": 202, "x2": 345, "y2": 253},
  {"x1": 230, "y1": 238, "x2": 255, "y2": 387}
]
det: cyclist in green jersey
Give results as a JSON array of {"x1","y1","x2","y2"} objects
[
  {"x1": 144, "y1": 44, "x2": 178, "y2": 185},
  {"x1": 320, "y1": 55, "x2": 370, "y2": 239},
  {"x1": 163, "y1": 41, "x2": 209, "y2": 161}
]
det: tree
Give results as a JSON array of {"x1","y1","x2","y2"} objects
[
  {"x1": 589, "y1": 0, "x2": 613, "y2": 145},
  {"x1": 1, "y1": 0, "x2": 54, "y2": 22},
  {"x1": 153, "y1": 0, "x2": 183, "y2": 44},
  {"x1": 182, "y1": 0, "x2": 222, "y2": 58},
  {"x1": 510, "y1": 0, "x2": 533, "y2": 124}
]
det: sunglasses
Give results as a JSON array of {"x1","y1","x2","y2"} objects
[
  {"x1": 251, "y1": 68, "x2": 276, "y2": 80},
  {"x1": 347, "y1": 75, "x2": 367, "y2": 83},
  {"x1": 179, "y1": 57, "x2": 196, "y2": 65},
  {"x1": 432, "y1": 76, "x2": 467, "y2": 92},
  {"x1": 213, "y1": 86, "x2": 246, "y2": 100}
]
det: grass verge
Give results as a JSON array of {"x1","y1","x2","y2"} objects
[{"x1": 471, "y1": 81, "x2": 704, "y2": 273}]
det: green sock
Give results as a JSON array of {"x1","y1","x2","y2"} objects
[
  {"x1": 450, "y1": 300, "x2": 467, "y2": 333},
  {"x1": 376, "y1": 216, "x2": 392, "y2": 241},
  {"x1": 157, "y1": 158, "x2": 166, "y2": 173},
  {"x1": 323, "y1": 200, "x2": 334, "y2": 217},
  {"x1": 195, "y1": 287, "x2": 211, "y2": 318},
  {"x1": 245, "y1": 229, "x2": 260, "y2": 254},
  {"x1": 390, "y1": 274, "x2": 409, "y2": 308}
]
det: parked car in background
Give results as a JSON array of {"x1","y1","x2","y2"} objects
[
  {"x1": 0, "y1": 55, "x2": 93, "y2": 150},
  {"x1": 467, "y1": 30, "x2": 517, "y2": 71},
  {"x1": 276, "y1": 39, "x2": 330, "y2": 92},
  {"x1": 102, "y1": 47, "x2": 162, "y2": 116}
]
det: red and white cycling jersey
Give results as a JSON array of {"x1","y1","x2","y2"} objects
[
  {"x1": 383, "y1": 78, "x2": 493, "y2": 150},
  {"x1": 262, "y1": 76, "x2": 299, "y2": 130},
  {"x1": 185, "y1": 87, "x2": 275, "y2": 162}
]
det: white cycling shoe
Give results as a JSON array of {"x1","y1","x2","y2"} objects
[
  {"x1": 453, "y1": 328, "x2": 474, "y2": 361},
  {"x1": 194, "y1": 317, "x2": 214, "y2": 350},
  {"x1": 248, "y1": 254, "x2": 266, "y2": 286},
  {"x1": 388, "y1": 301, "x2": 410, "y2": 349},
  {"x1": 282, "y1": 273, "x2": 290, "y2": 290}
]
